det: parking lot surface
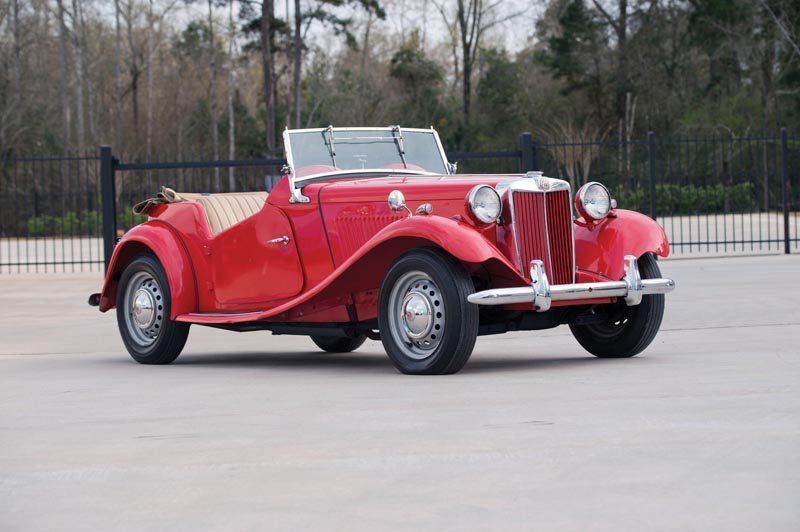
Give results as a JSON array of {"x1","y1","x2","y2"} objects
[{"x1": 1, "y1": 255, "x2": 799, "y2": 531}]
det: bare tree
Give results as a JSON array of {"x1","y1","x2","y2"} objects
[
  {"x1": 261, "y1": 0, "x2": 276, "y2": 155},
  {"x1": 55, "y1": 0, "x2": 72, "y2": 152},
  {"x1": 226, "y1": 0, "x2": 236, "y2": 190},
  {"x1": 146, "y1": 0, "x2": 155, "y2": 161},
  {"x1": 434, "y1": 0, "x2": 521, "y2": 130},
  {"x1": 292, "y1": 0, "x2": 301, "y2": 128},
  {"x1": 206, "y1": 0, "x2": 220, "y2": 188},
  {"x1": 70, "y1": 0, "x2": 86, "y2": 152},
  {"x1": 114, "y1": 0, "x2": 123, "y2": 147},
  {"x1": 591, "y1": 0, "x2": 631, "y2": 135}
]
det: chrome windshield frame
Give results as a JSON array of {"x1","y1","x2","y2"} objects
[{"x1": 283, "y1": 126, "x2": 452, "y2": 204}]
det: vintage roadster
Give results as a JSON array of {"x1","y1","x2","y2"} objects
[{"x1": 90, "y1": 126, "x2": 675, "y2": 374}]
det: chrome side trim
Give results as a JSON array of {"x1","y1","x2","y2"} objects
[{"x1": 467, "y1": 256, "x2": 675, "y2": 311}]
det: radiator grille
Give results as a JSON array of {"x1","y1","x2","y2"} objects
[{"x1": 512, "y1": 190, "x2": 574, "y2": 284}]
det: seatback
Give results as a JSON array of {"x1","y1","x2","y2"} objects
[{"x1": 194, "y1": 192, "x2": 269, "y2": 236}]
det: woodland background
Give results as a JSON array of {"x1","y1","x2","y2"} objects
[{"x1": 1, "y1": 0, "x2": 799, "y2": 160}]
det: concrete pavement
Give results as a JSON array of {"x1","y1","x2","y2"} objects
[{"x1": 1, "y1": 255, "x2": 799, "y2": 531}]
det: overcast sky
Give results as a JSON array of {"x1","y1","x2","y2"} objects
[{"x1": 172, "y1": 0, "x2": 545, "y2": 56}]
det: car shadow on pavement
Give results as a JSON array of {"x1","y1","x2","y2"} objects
[
  {"x1": 104, "y1": 351, "x2": 621, "y2": 375},
  {"x1": 462, "y1": 355, "x2": 622, "y2": 374},
  {"x1": 171, "y1": 351, "x2": 397, "y2": 374}
]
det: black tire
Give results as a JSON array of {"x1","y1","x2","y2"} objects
[
  {"x1": 569, "y1": 253, "x2": 665, "y2": 358},
  {"x1": 116, "y1": 254, "x2": 190, "y2": 364},
  {"x1": 310, "y1": 334, "x2": 367, "y2": 353},
  {"x1": 378, "y1": 248, "x2": 478, "y2": 375}
]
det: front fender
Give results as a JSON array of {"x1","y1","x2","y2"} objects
[
  {"x1": 98, "y1": 221, "x2": 197, "y2": 317},
  {"x1": 321, "y1": 215, "x2": 523, "y2": 295},
  {"x1": 369, "y1": 215, "x2": 518, "y2": 267},
  {"x1": 574, "y1": 209, "x2": 670, "y2": 281}
]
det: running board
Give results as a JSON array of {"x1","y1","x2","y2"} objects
[{"x1": 175, "y1": 311, "x2": 265, "y2": 324}]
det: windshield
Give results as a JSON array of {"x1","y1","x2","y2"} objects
[{"x1": 285, "y1": 127, "x2": 448, "y2": 179}]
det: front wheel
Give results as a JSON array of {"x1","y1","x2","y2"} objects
[
  {"x1": 116, "y1": 254, "x2": 190, "y2": 364},
  {"x1": 569, "y1": 252, "x2": 665, "y2": 358},
  {"x1": 378, "y1": 249, "x2": 478, "y2": 375}
]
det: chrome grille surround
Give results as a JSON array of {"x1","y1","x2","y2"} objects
[{"x1": 498, "y1": 173, "x2": 576, "y2": 285}]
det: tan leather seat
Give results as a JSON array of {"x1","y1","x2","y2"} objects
[{"x1": 193, "y1": 192, "x2": 268, "y2": 236}]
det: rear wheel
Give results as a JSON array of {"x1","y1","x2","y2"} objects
[
  {"x1": 116, "y1": 255, "x2": 190, "y2": 364},
  {"x1": 310, "y1": 334, "x2": 367, "y2": 353},
  {"x1": 378, "y1": 249, "x2": 478, "y2": 375},
  {"x1": 569, "y1": 253, "x2": 665, "y2": 358}
]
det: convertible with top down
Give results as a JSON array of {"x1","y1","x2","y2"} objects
[{"x1": 90, "y1": 126, "x2": 675, "y2": 375}]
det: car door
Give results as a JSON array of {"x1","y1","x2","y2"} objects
[{"x1": 210, "y1": 203, "x2": 303, "y2": 306}]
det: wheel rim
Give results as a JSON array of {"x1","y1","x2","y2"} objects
[
  {"x1": 386, "y1": 271, "x2": 445, "y2": 360},
  {"x1": 123, "y1": 271, "x2": 165, "y2": 347}
]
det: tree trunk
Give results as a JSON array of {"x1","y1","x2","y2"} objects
[
  {"x1": 208, "y1": 0, "x2": 220, "y2": 190},
  {"x1": 227, "y1": 0, "x2": 236, "y2": 191},
  {"x1": 56, "y1": 0, "x2": 71, "y2": 152},
  {"x1": 71, "y1": 0, "x2": 86, "y2": 153},
  {"x1": 11, "y1": 0, "x2": 21, "y2": 107},
  {"x1": 114, "y1": 0, "x2": 122, "y2": 147},
  {"x1": 261, "y1": 0, "x2": 276, "y2": 156},
  {"x1": 615, "y1": 0, "x2": 628, "y2": 137},
  {"x1": 146, "y1": 0, "x2": 155, "y2": 162},
  {"x1": 292, "y1": 0, "x2": 302, "y2": 128},
  {"x1": 126, "y1": 1, "x2": 139, "y2": 142},
  {"x1": 457, "y1": 0, "x2": 471, "y2": 128}
]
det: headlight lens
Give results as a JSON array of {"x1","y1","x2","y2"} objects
[
  {"x1": 577, "y1": 182, "x2": 612, "y2": 220},
  {"x1": 467, "y1": 185, "x2": 502, "y2": 223}
]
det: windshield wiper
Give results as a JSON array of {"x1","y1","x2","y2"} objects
[
  {"x1": 325, "y1": 125, "x2": 337, "y2": 167},
  {"x1": 391, "y1": 125, "x2": 408, "y2": 168}
]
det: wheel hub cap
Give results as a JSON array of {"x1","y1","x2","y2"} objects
[
  {"x1": 386, "y1": 271, "x2": 446, "y2": 360},
  {"x1": 401, "y1": 292, "x2": 433, "y2": 339},
  {"x1": 123, "y1": 272, "x2": 165, "y2": 347},
  {"x1": 132, "y1": 289, "x2": 156, "y2": 329}
]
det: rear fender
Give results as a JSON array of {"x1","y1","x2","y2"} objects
[
  {"x1": 574, "y1": 209, "x2": 670, "y2": 281},
  {"x1": 98, "y1": 221, "x2": 197, "y2": 317}
]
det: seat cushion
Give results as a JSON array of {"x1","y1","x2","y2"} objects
[{"x1": 194, "y1": 192, "x2": 268, "y2": 236}]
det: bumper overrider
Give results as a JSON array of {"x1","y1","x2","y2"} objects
[{"x1": 467, "y1": 255, "x2": 675, "y2": 312}]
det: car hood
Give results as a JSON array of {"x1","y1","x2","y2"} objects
[{"x1": 312, "y1": 174, "x2": 522, "y2": 203}]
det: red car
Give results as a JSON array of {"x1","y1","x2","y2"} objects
[{"x1": 91, "y1": 126, "x2": 675, "y2": 375}]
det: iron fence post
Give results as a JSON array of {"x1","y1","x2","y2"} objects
[
  {"x1": 100, "y1": 145, "x2": 117, "y2": 272},
  {"x1": 781, "y1": 128, "x2": 790, "y2": 254},
  {"x1": 519, "y1": 132, "x2": 534, "y2": 172},
  {"x1": 648, "y1": 131, "x2": 657, "y2": 220}
]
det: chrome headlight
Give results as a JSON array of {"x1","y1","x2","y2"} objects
[
  {"x1": 576, "y1": 182, "x2": 612, "y2": 220},
  {"x1": 467, "y1": 185, "x2": 502, "y2": 224}
]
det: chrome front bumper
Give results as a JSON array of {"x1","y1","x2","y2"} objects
[{"x1": 467, "y1": 255, "x2": 675, "y2": 312}]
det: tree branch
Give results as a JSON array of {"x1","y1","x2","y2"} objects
[
  {"x1": 759, "y1": 0, "x2": 800, "y2": 57},
  {"x1": 591, "y1": 0, "x2": 620, "y2": 33}
]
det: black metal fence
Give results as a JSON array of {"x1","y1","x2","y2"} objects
[{"x1": 1, "y1": 130, "x2": 797, "y2": 273}]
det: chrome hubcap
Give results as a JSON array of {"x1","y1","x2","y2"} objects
[
  {"x1": 132, "y1": 289, "x2": 156, "y2": 329},
  {"x1": 401, "y1": 292, "x2": 433, "y2": 339},
  {"x1": 387, "y1": 271, "x2": 445, "y2": 360},
  {"x1": 123, "y1": 272, "x2": 165, "y2": 347}
]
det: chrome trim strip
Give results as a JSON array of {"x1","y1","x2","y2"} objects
[{"x1": 467, "y1": 255, "x2": 675, "y2": 311}]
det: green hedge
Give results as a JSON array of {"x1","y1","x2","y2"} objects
[
  {"x1": 609, "y1": 182, "x2": 755, "y2": 215},
  {"x1": 26, "y1": 210, "x2": 146, "y2": 237}
]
